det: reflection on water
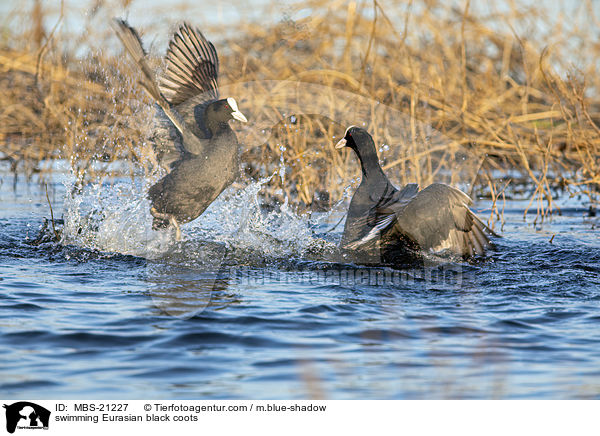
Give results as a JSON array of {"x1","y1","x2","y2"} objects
[{"x1": 145, "y1": 241, "x2": 230, "y2": 318}]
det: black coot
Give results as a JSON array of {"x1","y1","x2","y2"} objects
[
  {"x1": 335, "y1": 126, "x2": 496, "y2": 264},
  {"x1": 112, "y1": 19, "x2": 248, "y2": 240}
]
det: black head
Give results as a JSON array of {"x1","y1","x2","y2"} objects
[
  {"x1": 205, "y1": 97, "x2": 248, "y2": 125},
  {"x1": 335, "y1": 126, "x2": 376, "y2": 154},
  {"x1": 335, "y1": 126, "x2": 388, "y2": 180}
]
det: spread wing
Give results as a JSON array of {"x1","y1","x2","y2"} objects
[
  {"x1": 159, "y1": 23, "x2": 220, "y2": 106},
  {"x1": 343, "y1": 183, "x2": 418, "y2": 249},
  {"x1": 347, "y1": 183, "x2": 495, "y2": 257},
  {"x1": 384, "y1": 183, "x2": 494, "y2": 256},
  {"x1": 112, "y1": 18, "x2": 209, "y2": 170}
]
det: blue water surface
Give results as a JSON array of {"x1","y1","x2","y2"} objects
[{"x1": 0, "y1": 165, "x2": 599, "y2": 399}]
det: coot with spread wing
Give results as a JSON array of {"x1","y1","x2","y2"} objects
[
  {"x1": 112, "y1": 19, "x2": 247, "y2": 240},
  {"x1": 335, "y1": 126, "x2": 496, "y2": 264}
]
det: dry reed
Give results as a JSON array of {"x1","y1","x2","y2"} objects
[{"x1": 1, "y1": 0, "x2": 599, "y2": 223}]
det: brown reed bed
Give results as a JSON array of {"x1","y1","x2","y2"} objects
[{"x1": 1, "y1": 0, "x2": 599, "y2": 223}]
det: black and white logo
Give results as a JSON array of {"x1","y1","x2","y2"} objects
[{"x1": 3, "y1": 402, "x2": 50, "y2": 434}]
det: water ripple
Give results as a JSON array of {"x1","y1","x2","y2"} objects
[{"x1": 2, "y1": 171, "x2": 600, "y2": 398}]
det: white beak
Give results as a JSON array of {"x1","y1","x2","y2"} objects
[
  {"x1": 232, "y1": 110, "x2": 248, "y2": 123},
  {"x1": 335, "y1": 138, "x2": 347, "y2": 149}
]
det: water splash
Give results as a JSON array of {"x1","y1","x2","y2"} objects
[
  {"x1": 61, "y1": 176, "x2": 174, "y2": 258},
  {"x1": 60, "y1": 173, "x2": 337, "y2": 262},
  {"x1": 183, "y1": 175, "x2": 337, "y2": 259}
]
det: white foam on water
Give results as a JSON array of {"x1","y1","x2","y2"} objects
[
  {"x1": 61, "y1": 177, "x2": 175, "y2": 259},
  {"x1": 61, "y1": 173, "x2": 337, "y2": 261},
  {"x1": 186, "y1": 176, "x2": 333, "y2": 257}
]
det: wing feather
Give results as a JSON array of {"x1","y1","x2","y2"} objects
[
  {"x1": 159, "y1": 23, "x2": 220, "y2": 105},
  {"x1": 380, "y1": 183, "x2": 495, "y2": 257}
]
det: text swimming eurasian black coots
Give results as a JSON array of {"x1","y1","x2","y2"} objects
[
  {"x1": 112, "y1": 19, "x2": 247, "y2": 240},
  {"x1": 335, "y1": 126, "x2": 497, "y2": 264}
]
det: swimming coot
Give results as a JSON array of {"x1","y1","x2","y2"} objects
[{"x1": 335, "y1": 126, "x2": 496, "y2": 263}]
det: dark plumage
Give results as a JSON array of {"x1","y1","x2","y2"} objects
[
  {"x1": 112, "y1": 19, "x2": 247, "y2": 239},
  {"x1": 336, "y1": 126, "x2": 496, "y2": 264}
]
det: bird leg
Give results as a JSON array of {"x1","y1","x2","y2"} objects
[
  {"x1": 170, "y1": 216, "x2": 182, "y2": 241},
  {"x1": 150, "y1": 206, "x2": 169, "y2": 222},
  {"x1": 150, "y1": 207, "x2": 181, "y2": 241}
]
